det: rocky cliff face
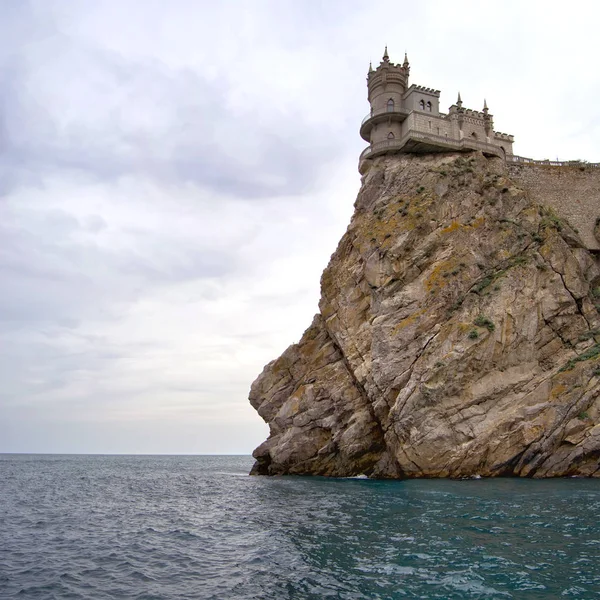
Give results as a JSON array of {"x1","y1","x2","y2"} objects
[{"x1": 250, "y1": 152, "x2": 600, "y2": 478}]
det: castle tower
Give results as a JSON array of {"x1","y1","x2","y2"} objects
[{"x1": 359, "y1": 48, "x2": 411, "y2": 145}]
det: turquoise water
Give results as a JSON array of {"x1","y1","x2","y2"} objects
[{"x1": 1, "y1": 454, "x2": 599, "y2": 598}]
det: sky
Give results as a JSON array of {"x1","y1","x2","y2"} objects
[{"x1": 1, "y1": 0, "x2": 599, "y2": 455}]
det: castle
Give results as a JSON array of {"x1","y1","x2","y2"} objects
[
  {"x1": 358, "y1": 49, "x2": 600, "y2": 253},
  {"x1": 359, "y1": 48, "x2": 514, "y2": 175}
]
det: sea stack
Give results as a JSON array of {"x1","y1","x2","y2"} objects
[{"x1": 249, "y1": 51, "x2": 600, "y2": 478}]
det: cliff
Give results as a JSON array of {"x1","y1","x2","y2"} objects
[{"x1": 250, "y1": 152, "x2": 600, "y2": 478}]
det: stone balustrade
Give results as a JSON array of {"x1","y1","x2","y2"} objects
[
  {"x1": 359, "y1": 130, "x2": 505, "y2": 165},
  {"x1": 361, "y1": 107, "x2": 411, "y2": 127},
  {"x1": 359, "y1": 136, "x2": 600, "y2": 171},
  {"x1": 508, "y1": 156, "x2": 600, "y2": 168}
]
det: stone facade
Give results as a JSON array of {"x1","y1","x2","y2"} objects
[{"x1": 359, "y1": 49, "x2": 514, "y2": 174}]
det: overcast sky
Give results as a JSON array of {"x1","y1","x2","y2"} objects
[{"x1": 1, "y1": 0, "x2": 599, "y2": 454}]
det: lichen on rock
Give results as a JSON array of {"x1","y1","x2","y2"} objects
[{"x1": 250, "y1": 152, "x2": 600, "y2": 478}]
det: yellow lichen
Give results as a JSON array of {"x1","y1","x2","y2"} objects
[
  {"x1": 424, "y1": 259, "x2": 459, "y2": 292},
  {"x1": 441, "y1": 221, "x2": 461, "y2": 234},
  {"x1": 469, "y1": 216, "x2": 485, "y2": 229},
  {"x1": 456, "y1": 323, "x2": 471, "y2": 334},
  {"x1": 550, "y1": 382, "x2": 568, "y2": 399},
  {"x1": 392, "y1": 308, "x2": 426, "y2": 334}
]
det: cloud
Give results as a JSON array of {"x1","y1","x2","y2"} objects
[
  {"x1": 1, "y1": 0, "x2": 599, "y2": 454},
  {"x1": 2, "y1": 39, "x2": 339, "y2": 200}
]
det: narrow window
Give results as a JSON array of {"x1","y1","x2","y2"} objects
[
  {"x1": 428, "y1": 121, "x2": 432, "y2": 129},
  {"x1": 426, "y1": 101, "x2": 432, "y2": 112},
  {"x1": 419, "y1": 99, "x2": 425, "y2": 110},
  {"x1": 471, "y1": 132, "x2": 478, "y2": 139},
  {"x1": 387, "y1": 131, "x2": 395, "y2": 139},
  {"x1": 387, "y1": 98, "x2": 394, "y2": 112}
]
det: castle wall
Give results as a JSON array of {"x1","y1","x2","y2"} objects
[
  {"x1": 370, "y1": 120, "x2": 404, "y2": 145},
  {"x1": 460, "y1": 117, "x2": 489, "y2": 142},
  {"x1": 370, "y1": 83, "x2": 405, "y2": 113},
  {"x1": 403, "y1": 86, "x2": 440, "y2": 115},
  {"x1": 404, "y1": 112, "x2": 452, "y2": 138},
  {"x1": 495, "y1": 137, "x2": 513, "y2": 156},
  {"x1": 508, "y1": 164, "x2": 600, "y2": 250}
]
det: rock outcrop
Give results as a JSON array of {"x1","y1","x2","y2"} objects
[{"x1": 250, "y1": 152, "x2": 600, "y2": 478}]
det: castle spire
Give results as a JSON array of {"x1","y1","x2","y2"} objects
[
  {"x1": 456, "y1": 92, "x2": 463, "y2": 108},
  {"x1": 368, "y1": 61, "x2": 373, "y2": 73},
  {"x1": 383, "y1": 46, "x2": 389, "y2": 62},
  {"x1": 483, "y1": 98, "x2": 492, "y2": 134},
  {"x1": 403, "y1": 52, "x2": 409, "y2": 67}
]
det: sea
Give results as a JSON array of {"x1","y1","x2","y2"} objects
[{"x1": 1, "y1": 454, "x2": 599, "y2": 599}]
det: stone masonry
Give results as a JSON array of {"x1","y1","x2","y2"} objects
[{"x1": 508, "y1": 162, "x2": 600, "y2": 251}]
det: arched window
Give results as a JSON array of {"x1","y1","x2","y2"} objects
[
  {"x1": 471, "y1": 132, "x2": 478, "y2": 139},
  {"x1": 426, "y1": 101, "x2": 432, "y2": 112},
  {"x1": 387, "y1": 131, "x2": 395, "y2": 139},
  {"x1": 419, "y1": 99, "x2": 425, "y2": 110},
  {"x1": 387, "y1": 98, "x2": 394, "y2": 112}
]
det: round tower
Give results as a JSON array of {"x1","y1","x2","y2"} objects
[{"x1": 359, "y1": 48, "x2": 410, "y2": 144}]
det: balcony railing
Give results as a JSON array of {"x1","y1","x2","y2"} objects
[
  {"x1": 409, "y1": 130, "x2": 505, "y2": 154},
  {"x1": 358, "y1": 131, "x2": 600, "y2": 172},
  {"x1": 361, "y1": 107, "x2": 411, "y2": 126},
  {"x1": 359, "y1": 139, "x2": 411, "y2": 161},
  {"x1": 359, "y1": 130, "x2": 506, "y2": 163},
  {"x1": 507, "y1": 156, "x2": 600, "y2": 168}
]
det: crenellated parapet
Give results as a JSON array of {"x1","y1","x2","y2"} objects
[
  {"x1": 449, "y1": 107, "x2": 486, "y2": 119},
  {"x1": 366, "y1": 47, "x2": 410, "y2": 115},
  {"x1": 367, "y1": 64, "x2": 409, "y2": 92},
  {"x1": 410, "y1": 85, "x2": 440, "y2": 95}
]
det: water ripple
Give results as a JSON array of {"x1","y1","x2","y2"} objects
[{"x1": 1, "y1": 455, "x2": 600, "y2": 599}]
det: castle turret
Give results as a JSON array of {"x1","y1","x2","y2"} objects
[{"x1": 359, "y1": 48, "x2": 411, "y2": 144}]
